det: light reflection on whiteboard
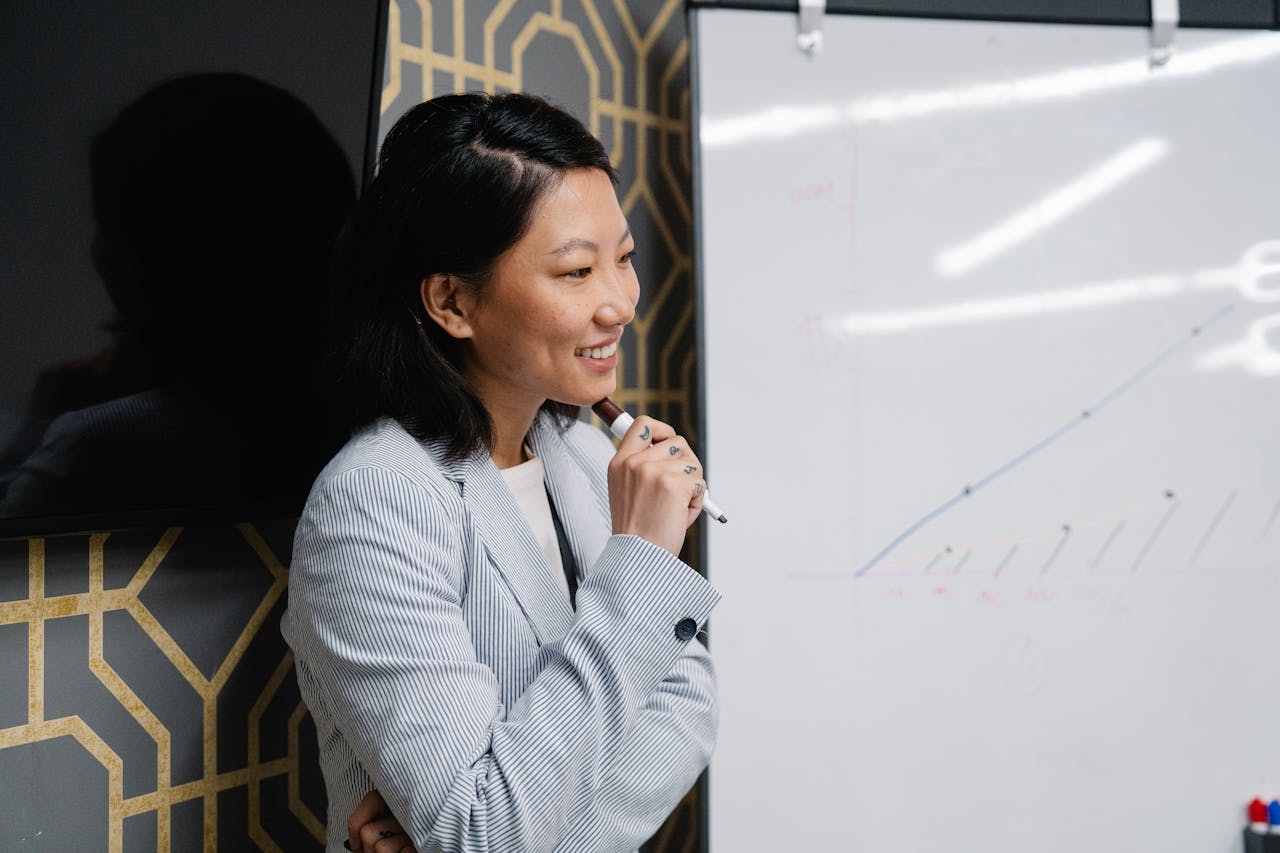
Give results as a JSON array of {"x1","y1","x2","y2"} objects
[
  {"x1": 701, "y1": 32, "x2": 1280, "y2": 147},
  {"x1": 829, "y1": 240, "x2": 1280, "y2": 370}
]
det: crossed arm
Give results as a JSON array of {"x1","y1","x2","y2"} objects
[{"x1": 346, "y1": 638, "x2": 715, "y2": 853}]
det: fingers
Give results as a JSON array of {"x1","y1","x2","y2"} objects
[
  {"x1": 347, "y1": 789, "x2": 389, "y2": 852},
  {"x1": 629, "y1": 435, "x2": 702, "y2": 474},
  {"x1": 607, "y1": 418, "x2": 709, "y2": 554},
  {"x1": 359, "y1": 818, "x2": 416, "y2": 853},
  {"x1": 614, "y1": 415, "x2": 675, "y2": 456},
  {"x1": 686, "y1": 478, "x2": 707, "y2": 527}
]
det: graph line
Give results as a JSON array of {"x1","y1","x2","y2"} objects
[
  {"x1": 1132, "y1": 498, "x2": 1180, "y2": 573},
  {"x1": 855, "y1": 304, "x2": 1235, "y2": 576},
  {"x1": 1191, "y1": 490, "x2": 1236, "y2": 566},
  {"x1": 1262, "y1": 496, "x2": 1280, "y2": 540},
  {"x1": 1041, "y1": 525, "x2": 1072, "y2": 573},
  {"x1": 994, "y1": 544, "x2": 1018, "y2": 578},
  {"x1": 1091, "y1": 522, "x2": 1125, "y2": 570}
]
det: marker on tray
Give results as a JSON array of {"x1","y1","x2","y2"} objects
[
  {"x1": 1244, "y1": 798, "x2": 1280, "y2": 853},
  {"x1": 1249, "y1": 799, "x2": 1270, "y2": 834},
  {"x1": 592, "y1": 397, "x2": 728, "y2": 524}
]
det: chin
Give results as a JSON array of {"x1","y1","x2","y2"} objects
[
  {"x1": 550, "y1": 395, "x2": 599, "y2": 409},
  {"x1": 554, "y1": 383, "x2": 616, "y2": 409}
]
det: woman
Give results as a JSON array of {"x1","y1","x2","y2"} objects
[{"x1": 281, "y1": 92, "x2": 720, "y2": 853}]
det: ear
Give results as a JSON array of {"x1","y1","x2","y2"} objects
[{"x1": 419, "y1": 273, "x2": 475, "y2": 340}]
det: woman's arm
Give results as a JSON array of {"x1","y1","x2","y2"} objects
[
  {"x1": 285, "y1": 463, "x2": 719, "y2": 853},
  {"x1": 346, "y1": 637, "x2": 715, "y2": 853},
  {"x1": 348, "y1": 639, "x2": 716, "y2": 853},
  {"x1": 552, "y1": 637, "x2": 716, "y2": 852}
]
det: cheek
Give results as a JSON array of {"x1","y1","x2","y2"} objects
[
  {"x1": 536, "y1": 309, "x2": 567, "y2": 342},
  {"x1": 549, "y1": 304, "x2": 590, "y2": 336}
]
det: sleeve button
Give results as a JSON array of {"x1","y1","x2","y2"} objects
[{"x1": 674, "y1": 617, "x2": 698, "y2": 642}]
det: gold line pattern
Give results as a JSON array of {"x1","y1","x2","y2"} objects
[{"x1": 1, "y1": 525, "x2": 302, "y2": 850}]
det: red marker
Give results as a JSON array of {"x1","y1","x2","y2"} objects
[{"x1": 1249, "y1": 798, "x2": 1269, "y2": 834}]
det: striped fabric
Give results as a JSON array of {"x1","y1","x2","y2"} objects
[{"x1": 281, "y1": 415, "x2": 720, "y2": 853}]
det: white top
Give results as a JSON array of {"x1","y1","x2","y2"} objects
[{"x1": 499, "y1": 453, "x2": 571, "y2": 604}]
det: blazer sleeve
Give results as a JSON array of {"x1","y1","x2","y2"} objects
[
  {"x1": 552, "y1": 636, "x2": 716, "y2": 853},
  {"x1": 284, "y1": 463, "x2": 721, "y2": 853}
]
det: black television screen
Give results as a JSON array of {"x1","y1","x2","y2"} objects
[{"x1": 0, "y1": 2, "x2": 386, "y2": 536}]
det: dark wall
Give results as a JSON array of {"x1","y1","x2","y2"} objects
[{"x1": 2, "y1": 1, "x2": 380, "y2": 413}]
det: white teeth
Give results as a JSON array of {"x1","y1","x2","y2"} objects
[{"x1": 576, "y1": 342, "x2": 617, "y2": 359}]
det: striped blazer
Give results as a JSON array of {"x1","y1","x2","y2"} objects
[{"x1": 281, "y1": 415, "x2": 721, "y2": 853}]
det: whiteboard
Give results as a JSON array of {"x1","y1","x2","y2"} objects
[{"x1": 694, "y1": 9, "x2": 1280, "y2": 853}]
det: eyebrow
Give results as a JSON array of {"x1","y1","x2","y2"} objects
[{"x1": 548, "y1": 227, "x2": 632, "y2": 256}]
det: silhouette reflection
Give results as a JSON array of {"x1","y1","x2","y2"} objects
[{"x1": 0, "y1": 73, "x2": 355, "y2": 521}]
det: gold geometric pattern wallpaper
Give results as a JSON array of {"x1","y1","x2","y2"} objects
[
  {"x1": 0, "y1": 522, "x2": 322, "y2": 851},
  {"x1": 0, "y1": 2, "x2": 701, "y2": 851}
]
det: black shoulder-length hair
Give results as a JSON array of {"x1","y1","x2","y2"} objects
[{"x1": 327, "y1": 92, "x2": 617, "y2": 460}]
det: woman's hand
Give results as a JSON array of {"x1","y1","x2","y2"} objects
[
  {"x1": 607, "y1": 415, "x2": 707, "y2": 555},
  {"x1": 344, "y1": 789, "x2": 417, "y2": 853}
]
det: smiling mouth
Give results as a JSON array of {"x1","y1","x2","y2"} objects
[{"x1": 575, "y1": 342, "x2": 618, "y2": 359}]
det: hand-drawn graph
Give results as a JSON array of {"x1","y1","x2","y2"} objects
[{"x1": 856, "y1": 303, "x2": 1237, "y2": 576}]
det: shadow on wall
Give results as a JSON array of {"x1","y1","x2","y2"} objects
[{"x1": 0, "y1": 73, "x2": 355, "y2": 523}]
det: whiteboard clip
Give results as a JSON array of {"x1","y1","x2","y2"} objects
[
  {"x1": 1149, "y1": 0, "x2": 1179, "y2": 67},
  {"x1": 797, "y1": 0, "x2": 825, "y2": 56}
]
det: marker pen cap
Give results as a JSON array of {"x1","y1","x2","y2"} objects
[{"x1": 1250, "y1": 798, "x2": 1270, "y2": 833}]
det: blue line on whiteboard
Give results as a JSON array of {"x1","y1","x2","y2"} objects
[{"x1": 854, "y1": 303, "x2": 1236, "y2": 577}]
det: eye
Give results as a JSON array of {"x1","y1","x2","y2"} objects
[
  {"x1": 564, "y1": 267, "x2": 591, "y2": 279},
  {"x1": 620, "y1": 249, "x2": 637, "y2": 264}
]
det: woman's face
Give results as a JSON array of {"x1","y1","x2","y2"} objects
[{"x1": 459, "y1": 167, "x2": 639, "y2": 415}]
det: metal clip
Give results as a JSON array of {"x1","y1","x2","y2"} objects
[
  {"x1": 797, "y1": 0, "x2": 825, "y2": 56},
  {"x1": 1149, "y1": 0, "x2": 1179, "y2": 67}
]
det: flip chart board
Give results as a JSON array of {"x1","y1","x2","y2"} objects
[{"x1": 693, "y1": 8, "x2": 1280, "y2": 851}]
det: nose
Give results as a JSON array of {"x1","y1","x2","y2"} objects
[{"x1": 595, "y1": 266, "x2": 638, "y2": 329}]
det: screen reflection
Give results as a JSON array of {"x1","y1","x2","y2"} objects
[{"x1": 0, "y1": 73, "x2": 356, "y2": 523}]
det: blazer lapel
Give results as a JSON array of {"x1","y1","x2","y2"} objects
[
  {"x1": 455, "y1": 447, "x2": 576, "y2": 647},
  {"x1": 529, "y1": 419, "x2": 611, "y2": 584}
]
